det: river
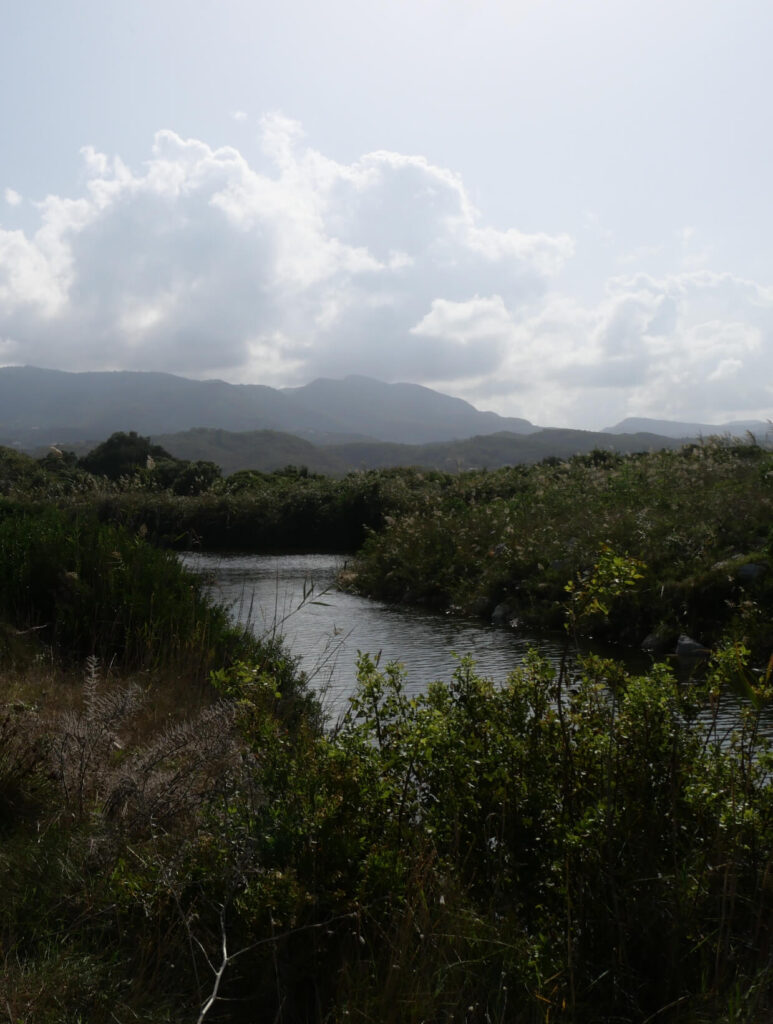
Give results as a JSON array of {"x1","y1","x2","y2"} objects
[{"x1": 183, "y1": 551, "x2": 663, "y2": 721}]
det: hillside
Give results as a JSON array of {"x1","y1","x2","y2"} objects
[
  {"x1": 281, "y1": 375, "x2": 537, "y2": 443},
  {"x1": 327, "y1": 428, "x2": 686, "y2": 471},
  {"x1": 155, "y1": 428, "x2": 349, "y2": 475},
  {"x1": 152, "y1": 424, "x2": 686, "y2": 474},
  {"x1": 0, "y1": 366, "x2": 539, "y2": 448}
]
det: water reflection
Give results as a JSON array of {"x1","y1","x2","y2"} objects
[
  {"x1": 182, "y1": 553, "x2": 769, "y2": 738},
  {"x1": 184, "y1": 552, "x2": 623, "y2": 715}
]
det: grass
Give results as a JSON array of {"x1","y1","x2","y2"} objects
[
  {"x1": 2, "y1": 438, "x2": 773, "y2": 1020},
  {"x1": 0, "y1": 505, "x2": 273, "y2": 678}
]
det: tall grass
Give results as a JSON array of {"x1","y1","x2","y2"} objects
[
  {"x1": 0, "y1": 506, "x2": 272, "y2": 676},
  {"x1": 84, "y1": 467, "x2": 428, "y2": 553}
]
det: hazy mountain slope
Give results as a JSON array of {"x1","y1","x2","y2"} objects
[
  {"x1": 603, "y1": 416, "x2": 771, "y2": 439},
  {"x1": 9, "y1": 366, "x2": 756, "y2": 457},
  {"x1": 143, "y1": 425, "x2": 685, "y2": 475},
  {"x1": 0, "y1": 366, "x2": 538, "y2": 447},
  {"x1": 281, "y1": 375, "x2": 538, "y2": 443},
  {"x1": 155, "y1": 428, "x2": 348, "y2": 475},
  {"x1": 325, "y1": 428, "x2": 685, "y2": 471},
  {"x1": 0, "y1": 366, "x2": 333, "y2": 443}
]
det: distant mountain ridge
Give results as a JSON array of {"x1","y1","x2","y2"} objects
[
  {"x1": 603, "y1": 416, "x2": 771, "y2": 439},
  {"x1": 0, "y1": 366, "x2": 538, "y2": 448},
  {"x1": 280, "y1": 376, "x2": 536, "y2": 443},
  {"x1": 0, "y1": 366, "x2": 769, "y2": 458}
]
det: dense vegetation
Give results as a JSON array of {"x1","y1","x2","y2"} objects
[
  {"x1": 350, "y1": 439, "x2": 773, "y2": 657},
  {"x1": 2, "y1": 434, "x2": 773, "y2": 1021},
  {"x1": 6, "y1": 431, "x2": 771, "y2": 650}
]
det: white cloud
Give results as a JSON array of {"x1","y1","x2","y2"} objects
[
  {"x1": 0, "y1": 118, "x2": 770, "y2": 428},
  {"x1": 4, "y1": 188, "x2": 22, "y2": 207},
  {"x1": 452, "y1": 271, "x2": 773, "y2": 427},
  {"x1": 708, "y1": 357, "x2": 743, "y2": 382},
  {"x1": 412, "y1": 295, "x2": 514, "y2": 346},
  {"x1": 0, "y1": 116, "x2": 570, "y2": 387}
]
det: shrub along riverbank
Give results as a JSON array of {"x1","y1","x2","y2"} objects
[
  {"x1": 2, "y1": 436, "x2": 773, "y2": 1020},
  {"x1": 3, "y1": 540, "x2": 773, "y2": 1021},
  {"x1": 349, "y1": 438, "x2": 773, "y2": 659}
]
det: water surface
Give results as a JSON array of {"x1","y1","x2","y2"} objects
[{"x1": 183, "y1": 552, "x2": 650, "y2": 719}]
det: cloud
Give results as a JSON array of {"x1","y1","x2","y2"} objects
[
  {"x1": 0, "y1": 117, "x2": 770, "y2": 428},
  {"x1": 410, "y1": 295, "x2": 514, "y2": 378},
  {"x1": 0, "y1": 116, "x2": 571, "y2": 387},
  {"x1": 4, "y1": 188, "x2": 22, "y2": 207},
  {"x1": 449, "y1": 271, "x2": 773, "y2": 427}
]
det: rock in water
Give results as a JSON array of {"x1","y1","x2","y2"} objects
[{"x1": 676, "y1": 634, "x2": 711, "y2": 661}]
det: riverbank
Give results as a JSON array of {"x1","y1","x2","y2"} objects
[
  {"x1": 3, "y1": 440, "x2": 773, "y2": 1020},
  {"x1": 347, "y1": 439, "x2": 773, "y2": 662},
  {"x1": 8, "y1": 436, "x2": 771, "y2": 660}
]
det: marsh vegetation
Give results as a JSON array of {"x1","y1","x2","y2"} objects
[{"x1": 2, "y1": 435, "x2": 773, "y2": 1021}]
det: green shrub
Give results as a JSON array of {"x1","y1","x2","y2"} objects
[{"x1": 352, "y1": 440, "x2": 773, "y2": 651}]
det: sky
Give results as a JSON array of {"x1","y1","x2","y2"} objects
[{"x1": 1, "y1": 0, "x2": 772, "y2": 429}]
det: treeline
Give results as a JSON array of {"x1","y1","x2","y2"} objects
[
  {"x1": 0, "y1": 430, "x2": 222, "y2": 497},
  {"x1": 1, "y1": 433, "x2": 448, "y2": 550}
]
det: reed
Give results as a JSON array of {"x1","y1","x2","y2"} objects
[{"x1": 0, "y1": 506, "x2": 259, "y2": 676}]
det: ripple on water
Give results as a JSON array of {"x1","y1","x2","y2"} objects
[{"x1": 181, "y1": 552, "x2": 772, "y2": 739}]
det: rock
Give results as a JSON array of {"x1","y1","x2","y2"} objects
[
  {"x1": 676, "y1": 634, "x2": 711, "y2": 661},
  {"x1": 491, "y1": 602, "x2": 512, "y2": 625},
  {"x1": 641, "y1": 627, "x2": 673, "y2": 656},
  {"x1": 737, "y1": 562, "x2": 767, "y2": 584},
  {"x1": 711, "y1": 558, "x2": 768, "y2": 584}
]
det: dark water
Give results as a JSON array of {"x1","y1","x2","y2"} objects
[
  {"x1": 182, "y1": 552, "x2": 654, "y2": 719},
  {"x1": 182, "y1": 553, "x2": 771, "y2": 742}
]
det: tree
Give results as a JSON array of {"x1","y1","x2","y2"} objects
[{"x1": 79, "y1": 431, "x2": 174, "y2": 480}]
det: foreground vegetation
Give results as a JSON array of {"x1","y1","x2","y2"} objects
[
  {"x1": 2, "y1": 433, "x2": 773, "y2": 1020},
  {"x1": 3, "y1": 547, "x2": 773, "y2": 1021}
]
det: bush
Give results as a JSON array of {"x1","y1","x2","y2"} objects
[
  {"x1": 351, "y1": 440, "x2": 773, "y2": 650},
  {"x1": 79, "y1": 431, "x2": 174, "y2": 480}
]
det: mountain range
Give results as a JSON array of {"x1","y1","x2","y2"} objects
[
  {"x1": 151, "y1": 426, "x2": 688, "y2": 475},
  {"x1": 0, "y1": 366, "x2": 537, "y2": 448},
  {"x1": 0, "y1": 365, "x2": 769, "y2": 473}
]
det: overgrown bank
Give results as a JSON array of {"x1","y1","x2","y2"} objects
[
  {"x1": 5, "y1": 434, "x2": 773, "y2": 654},
  {"x1": 2, "y1": 436, "x2": 773, "y2": 1020},
  {"x1": 5, "y1": 583, "x2": 773, "y2": 1021},
  {"x1": 349, "y1": 439, "x2": 773, "y2": 657}
]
